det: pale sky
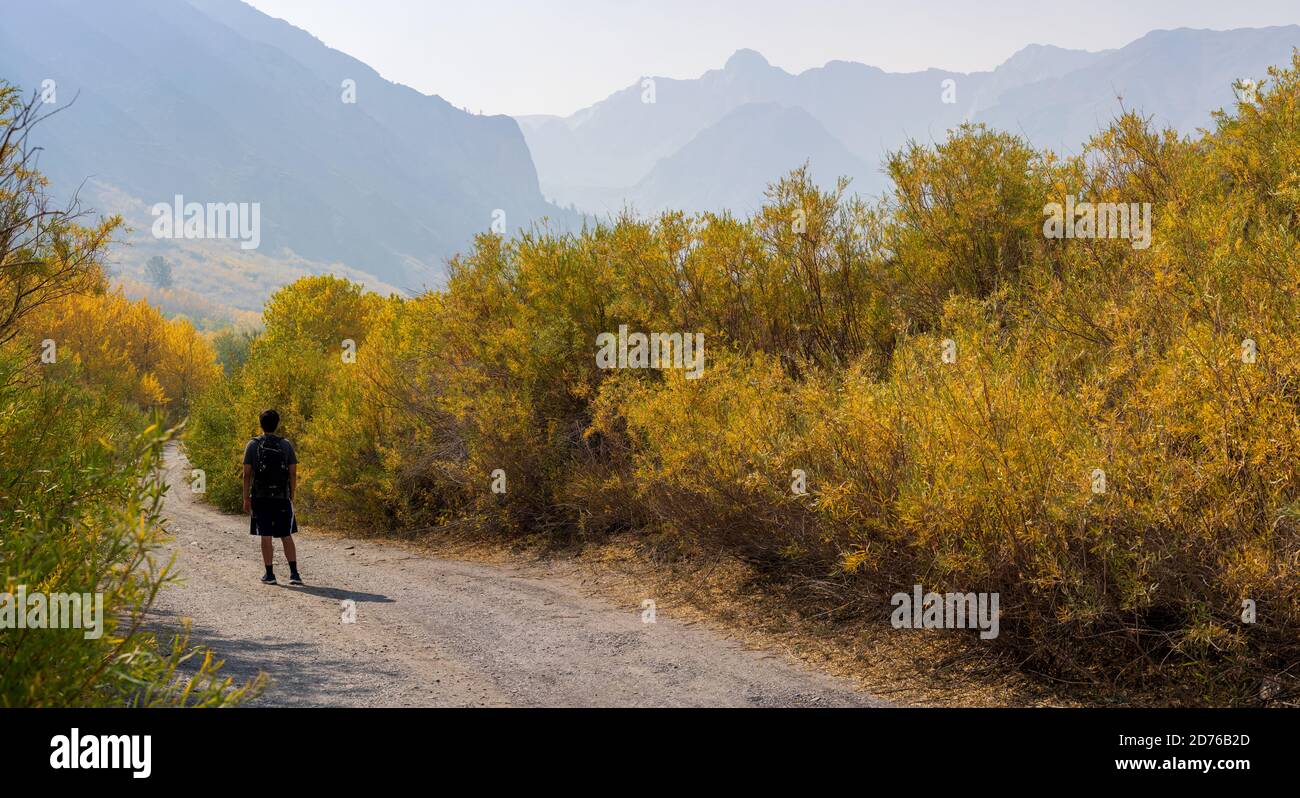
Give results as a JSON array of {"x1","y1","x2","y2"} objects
[{"x1": 242, "y1": 0, "x2": 1300, "y2": 117}]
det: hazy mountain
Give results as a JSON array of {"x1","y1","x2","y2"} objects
[
  {"x1": 518, "y1": 45, "x2": 1094, "y2": 214},
  {"x1": 0, "y1": 0, "x2": 573, "y2": 300},
  {"x1": 962, "y1": 43, "x2": 1111, "y2": 117},
  {"x1": 521, "y1": 27, "x2": 1299, "y2": 215},
  {"x1": 976, "y1": 26, "x2": 1300, "y2": 154},
  {"x1": 2, "y1": 1, "x2": 1294, "y2": 306},
  {"x1": 628, "y1": 103, "x2": 874, "y2": 215},
  {"x1": 518, "y1": 49, "x2": 802, "y2": 201}
]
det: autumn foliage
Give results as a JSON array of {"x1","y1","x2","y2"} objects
[
  {"x1": 187, "y1": 56, "x2": 1300, "y2": 703},
  {"x1": 0, "y1": 83, "x2": 254, "y2": 707}
]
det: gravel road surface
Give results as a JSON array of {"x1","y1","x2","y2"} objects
[{"x1": 151, "y1": 445, "x2": 883, "y2": 707}]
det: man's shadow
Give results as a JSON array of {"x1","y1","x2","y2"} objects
[{"x1": 286, "y1": 584, "x2": 394, "y2": 604}]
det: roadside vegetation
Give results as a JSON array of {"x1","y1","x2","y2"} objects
[
  {"x1": 174, "y1": 54, "x2": 1300, "y2": 705},
  {"x1": 0, "y1": 84, "x2": 260, "y2": 706}
]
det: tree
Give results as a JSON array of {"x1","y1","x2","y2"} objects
[
  {"x1": 0, "y1": 85, "x2": 114, "y2": 345},
  {"x1": 145, "y1": 254, "x2": 174, "y2": 289}
]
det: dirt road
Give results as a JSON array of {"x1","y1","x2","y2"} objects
[{"x1": 150, "y1": 446, "x2": 883, "y2": 707}]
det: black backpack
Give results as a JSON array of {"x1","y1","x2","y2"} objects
[{"x1": 251, "y1": 434, "x2": 291, "y2": 498}]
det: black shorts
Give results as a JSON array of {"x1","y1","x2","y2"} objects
[{"x1": 249, "y1": 497, "x2": 298, "y2": 537}]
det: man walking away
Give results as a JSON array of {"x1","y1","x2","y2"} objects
[{"x1": 242, "y1": 409, "x2": 303, "y2": 585}]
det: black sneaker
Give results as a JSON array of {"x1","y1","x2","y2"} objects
[
  {"x1": 261, "y1": 573, "x2": 277, "y2": 585},
  {"x1": 289, "y1": 574, "x2": 304, "y2": 586}
]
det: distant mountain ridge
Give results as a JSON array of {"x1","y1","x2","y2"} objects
[
  {"x1": 629, "y1": 102, "x2": 873, "y2": 216},
  {"x1": 520, "y1": 27, "x2": 1300, "y2": 215},
  {"x1": 1, "y1": 5, "x2": 1295, "y2": 314},
  {"x1": 0, "y1": 0, "x2": 575, "y2": 303}
]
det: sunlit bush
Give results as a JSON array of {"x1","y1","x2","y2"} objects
[
  {"x1": 0, "y1": 81, "x2": 258, "y2": 706},
  {"x1": 187, "y1": 55, "x2": 1300, "y2": 701}
]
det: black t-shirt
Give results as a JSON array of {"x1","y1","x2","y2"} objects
[{"x1": 243, "y1": 435, "x2": 298, "y2": 497}]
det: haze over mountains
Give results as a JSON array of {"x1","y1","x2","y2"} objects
[
  {"x1": 0, "y1": 0, "x2": 573, "y2": 317},
  {"x1": 519, "y1": 26, "x2": 1300, "y2": 216},
  {"x1": 0, "y1": 0, "x2": 1295, "y2": 321}
]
